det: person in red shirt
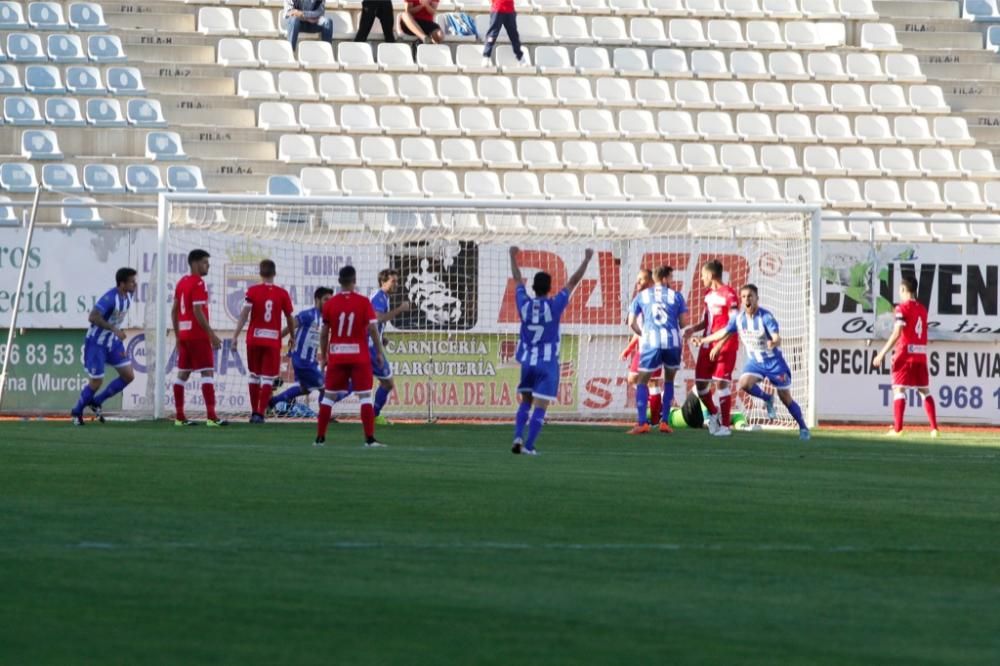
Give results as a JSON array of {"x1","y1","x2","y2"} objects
[
  {"x1": 481, "y1": 0, "x2": 524, "y2": 67},
  {"x1": 873, "y1": 276, "x2": 939, "y2": 437},
  {"x1": 171, "y1": 249, "x2": 226, "y2": 427},
  {"x1": 231, "y1": 259, "x2": 296, "y2": 424},
  {"x1": 683, "y1": 259, "x2": 739, "y2": 437},
  {"x1": 397, "y1": 0, "x2": 442, "y2": 53},
  {"x1": 315, "y1": 265, "x2": 388, "y2": 448}
]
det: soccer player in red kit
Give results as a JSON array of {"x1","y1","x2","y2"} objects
[
  {"x1": 232, "y1": 259, "x2": 295, "y2": 424},
  {"x1": 314, "y1": 265, "x2": 389, "y2": 448},
  {"x1": 684, "y1": 259, "x2": 739, "y2": 437},
  {"x1": 172, "y1": 248, "x2": 227, "y2": 426},
  {"x1": 873, "y1": 276, "x2": 939, "y2": 437}
]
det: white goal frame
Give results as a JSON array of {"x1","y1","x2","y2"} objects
[{"x1": 155, "y1": 194, "x2": 822, "y2": 425}]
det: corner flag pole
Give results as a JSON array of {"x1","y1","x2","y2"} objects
[{"x1": 0, "y1": 186, "x2": 43, "y2": 412}]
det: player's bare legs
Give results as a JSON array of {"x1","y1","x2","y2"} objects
[
  {"x1": 888, "y1": 386, "x2": 938, "y2": 437},
  {"x1": 513, "y1": 393, "x2": 546, "y2": 455}
]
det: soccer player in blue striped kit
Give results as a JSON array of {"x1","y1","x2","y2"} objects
[
  {"x1": 694, "y1": 283, "x2": 810, "y2": 440},
  {"x1": 509, "y1": 246, "x2": 594, "y2": 455}
]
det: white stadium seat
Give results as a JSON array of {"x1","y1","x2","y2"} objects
[
  {"x1": 465, "y1": 171, "x2": 504, "y2": 198},
  {"x1": 382, "y1": 169, "x2": 422, "y2": 198},
  {"x1": 459, "y1": 106, "x2": 500, "y2": 136},
  {"x1": 199, "y1": 8, "x2": 239, "y2": 35},
  {"x1": 359, "y1": 73, "x2": 400, "y2": 103},
  {"x1": 959, "y1": 149, "x2": 999, "y2": 178},
  {"x1": 860, "y1": 23, "x2": 901, "y2": 51},
  {"x1": 299, "y1": 103, "x2": 340, "y2": 132},
  {"x1": 279, "y1": 134, "x2": 321, "y2": 164},
  {"x1": 278, "y1": 71, "x2": 319, "y2": 100},
  {"x1": 238, "y1": 70, "x2": 279, "y2": 99},
  {"x1": 379, "y1": 43, "x2": 419, "y2": 72},
  {"x1": 239, "y1": 8, "x2": 278, "y2": 36},
  {"x1": 361, "y1": 137, "x2": 403, "y2": 167},
  {"x1": 258, "y1": 39, "x2": 297, "y2": 69},
  {"x1": 299, "y1": 42, "x2": 338, "y2": 70},
  {"x1": 125, "y1": 164, "x2": 165, "y2": 194},
  {"x1": 421, "y1": 170, "x2": 462, "y2": 198},
  {"x1": 623, "y1": 173, "x2": 664, "y2": 200},
  {"x1": 340, "y1": 104, "x2": 380, "y2": 134},
  {"x1": 830, "y1": 83, "x2": 872, "y2": 113},
  {"x1": 785, "y1": 177, "x2": 823, "y2": 204},
  {"x1": 934, "y1": 117, "x2": 974, "y2": 147},
  {"x1": 218, "y1": 38, "x2": 258, "y2": 67},
  {"x1": 500, "y1": 107, "x2": 541, "y2": 137},
  {"x1": 42, "y1": 163, "x2": 83, "y2": 192},
  {"x1": 340, "y1": 168, "x2": 381, "y2": 196},
  {"x1": 601, "y1": 141, "x2": 642, "y2": 170},
  {"x1": 885, "y1": 54, "x2": 925, "y2": 83},
  {"x1": 824, "y1": 178, "x2": 865, "y2": 208},
  {"x1": 597, "y1": 77, "x2": 636, "y2": 107},
  {"x1": 300, "y1": 167, "x2": 341, "y2": 196},
  {"x1": 943, "y1": 181, "x2": 985, "y2": 211},
  {"x1": 400, "y1": 137, "x2": 443, "y2": 168},
  {"x1": 562, "y1": 140, "x2": 602, "y2": 170},
  {"x1": 904, "y1": 180, "x2": 946, "y2": 211},
  {"x1": 523, "y1": 140, "x2": 564, "y2": 170},
  {"x1": 803, "y1": 146, "x2": 844, "y2": 176},
  {"x1": 635, "y1": 78, "x2": 674, "y2": 107},
  {"x1": 539, "y1": 108, "x2": 582, "y2": 137},
  {"x1": 641, "y1": 142, "x2": 681, "y2": 171},
  {"x1": 398, "y1": 74, "x2": 438, "y2": 104},
  {"x1": 22, "y1": 129, "x2": 62, "y2": 159},
  {"x1": 720, "y1": 144, "x2": 760, "y2": 173},
  {"x1": 441, "y1": 138, "x2": 482, "y2": 167},
  {"x1": 420, "y1": 106, "x2": 461, "y2": 136},
  {"x1": 681, "y1": 143, "x2": 723, "y2": 173},
  {"x1": 816, "y1": 114, "x2": 858, "y2": 145},
  {"x1": 664, "y1": 174, "x2": 706, "y2": 202},
  {"x1": 145, "y1": 131, "x2": 186, "y2": 161},
  {"x1": 854, "y1": 115, "x2": 895, "y2": 145},
  {"x1": 738, "y1": 112, "x2": 778, "y2": 142},
  {"x1": 504, "y1": 172, "x2": 544, "y2": 200},
  {"x1": 83, "y1": 164, "x2": 124, "y2": 194},
  {"x1": 865, "y1": 179, "x2": 905, "y2": 210},
  {"x1": 760, "y1": 145, "x2": 801, "y2": 174},
  {"x1": 379, "y1": 105, "x2": 420, "y2": 135},
  {"x1": 909, "y1": 85, "x2": 949, "y2": 114},
  {"x1": 879, "y1": 147, "x2": 920, "y2": 178},
  {"x1": 731, "y1": 50, "x2": 769, "y2": 80},
  {"x1": 319, "y1": 135, "x2": 362, "y2": 165},
  {"x1": 919, "y1": 148, "x2": 961, "y2": 178}
]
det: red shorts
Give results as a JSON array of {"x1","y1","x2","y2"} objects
[
  {"x1": 628, "y1": 349, "x2": 640, "y2": 374},
  {"x1": 695, "y1": 346, "x2": 737, "y2": 382},
  {"x1": 325, "y1": 358, "x2": 374, "y2": 393},
  {"x1": 246, "y1": 344, "x2": 281, "y2": 378},
  {"x1": 177, "y1": 339, "x2": 214, "y2": 372},
  {"x1": 892, "y1": 358, "x2": 929, "y2": 388}
]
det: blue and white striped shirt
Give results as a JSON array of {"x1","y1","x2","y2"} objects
[
  {"x1": 368, "y1": 289, "x2": 390, "y2": 349},
  {"x1": 726, "y1": 308, "x2": 783, "y2": 363},
  {"x1": 515, "y1": 284, "x2": 570, "y2": 367},
  {"x1": 85, "y1": 287, "x2": 130, "y2": 349},
  {"x1": 630, "y1": 285, "x2": 687, "y2": 351},
  {"x1": 289, "y1": 307, "x2": 321, "y2": 367}
]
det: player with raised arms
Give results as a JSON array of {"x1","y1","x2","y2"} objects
[
  {"x1": 509, "y1": 246, "x2": 594, "y2": 455},
  {"x1": 268, "y1": 287, "x2": 334, "y2": 415},
  {"x1": 626, "y1": 265, "x2": 688, "y2": 435},
  {"x1": 71, "y1": 267, "x2": 138, "y2": 425},
  {"x1": 620, "y1": 268, "x2": 666, "y2": 428},
  {"x1": 314, "y1": 265, "x2": 388, "y2": 448},
  {"x1": 172, "y1": 249, "x2": 227, "y2": 427},
  {"x1": 369, "y1": 268, "x2": 412, "y2": 425},
  {"x1": 872, "y1": 276, "x2": 939, "y2": 437},
  {"x1": 684, "y1": 259, "x2": 739, "y2": 437},
  {"x1": 231, "y1": 259, "x2": 296, "y2": 424},
  {"x1": 694, "y1": 284, "x2": 810, "y2": 441}
]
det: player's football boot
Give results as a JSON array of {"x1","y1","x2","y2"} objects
[
  {"x1": 885, "y1": 428, "x2": 903, "y2": 437},
  {"x1": 713, "y1": 425, "x2": 732, "y2": 437},
  {"x1": 313, "y1": 436, "x2": 325, "y2": 448},
  {"x1": 71, "y1": 411, "x2": 85, "y2": 426},
  {"x1": 658, "y1": 422, "x2": 673, "y2": 434},
  {"x1": 364, "y1": 438, "x2": 387, "y2": 448},
  {"x1": 522, "y1": 447, "x2": 538, "y2": 456},
  {"x1": 88, "y1": 404, "x2": 106, "y2": 424},
  {"x1": 765, "y1": 397, "x2": 777, "y2": 420},
  {"x1": 930, "y1": 429, "x2": 940, "y2": 438},
  {"x1": 174, "y1": 419, "x2": 199, "y2": 426},
  {"x1": 706, "y1": 414, "x2": 720, "y2": 435},
  {"x1": 249, "y1": 413, "x2": 264, "y2": 424},
  {"x1": 511, "y1": 437, "x2": 524, "y2": 455},
  {"x1": 374, "y1": 414, "x2": 392, "y2": 426},
  {"x1": 799, "y1": 428, "x2": 810, "y2": 441},
  {"x1": 627, "y1": 423, "x2": 651, "y2": 435},
  {"x1": 206, "y1": 418, "x2": 229, "y2": 427}
]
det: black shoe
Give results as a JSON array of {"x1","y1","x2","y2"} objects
[
  {"x1": 71, "y1": 412, "x2": 85, "y2": 426},
  {"x1": 313, "y1": 436, "x2": 325, "y2": 448},
  {"x1": 88, "y1": 403, "x2": 105, "y2": 423},
  {"x1": 249, "y1": 413, "x2": 264, "y2": 424},
  {"x1": 174, "y1": 419, "x2": 200, "y2": 427}
]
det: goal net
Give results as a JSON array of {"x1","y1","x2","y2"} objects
[{"x1": 145, "y1": 196, "x2": 819, "y2": 428}]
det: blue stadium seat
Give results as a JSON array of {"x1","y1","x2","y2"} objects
[
  {"x1": 145, "y1": 131, "x2": 187, "y2": 161},
  {"x1": 267, "y1": 175, "x2": 304, "y2": 196},
  {"x1": 68, "y1": 2, "x2": 107, "y2": 30},
  {"x1": 28, "y1": 1, "x2": 67, "y2": 29},
  {"x1": 85, "y1": 98, "x2": 125, "y2": 126},
  {"x1": 41, "y1": 163, "x2": 83, "y2": 192},
  {"x1": 47, "y1": 34, "x2": 87, "y2": 62},
  {"x1": 0, "y1": 195, "x2": 19, "y2": 226},
  {"x1": 989, "y1": 26, "x2": 1000, "y2": 50},
  {"x1": 4, "y1": 96, "x2": 43, "y2": 125},
  {"x1": 7, "y1": 32, "x2": 45, "y2": 62},
  {"x1": 0, "y1": 162, "x2": 39, "y2": 192},
  {"x1": 0, "y1": 64, "x2": 23, "y2": 92},
  {"x1": 126, "y1": 99, "x2": 167, "y2": 127},
  {"x1": 45, "y1": 97, "x2": 85, "y2": 126},
  {"x1": 61, "y1": 197, "x2": 104, "y2": 227},
  {"x1": 167, "y1": 165, "x2": 207, "y2": 192},
  {"x1": 83, "y1": 164, "x2": 125, "y2": 193},
  {"x1": 125, "y1": 165, "x2": 166, "y2": 193},
  {"x1": 964, "y1": 0, "x2": 1000, "y2": 20},
  {"x1": 25, "y1": 64, "x2": 64, "y2": 93},
  {"x1": 21, "y1": 129, "x2": 62, "y2": 159},
  {"x1": 106, "y1": 66, "x2": 145, "y2": 95},
  {"x1": 0, "y1": 2, "x2": 28, "y2": 29},
  {"x1": 66, "y1": 65, "x2": 105, "y2": 94},
  {"x1": 87, "y1": 34, "x2": 126, "y2": 62}
]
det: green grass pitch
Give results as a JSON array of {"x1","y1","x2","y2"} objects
[{"x1": 1, "y1": 421, "x2": 998, "y2": 665}]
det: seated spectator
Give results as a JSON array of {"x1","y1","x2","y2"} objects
[
  {"x1": 283, "y1": 0, "x2": 334, "y2": 50},
  {"x1": 397, "y1": 0, "x2": 443, "y2": 53},
  {"x1": 355, "y1": 0, "x2": 396, "y2": 43}
]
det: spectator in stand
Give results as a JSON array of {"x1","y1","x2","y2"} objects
[
  {"x1": 355, "y1": 0, "x2": 396, "y2": 43},
  {"x1": 397, "y1": 0, "x2": 443, "y2": 56},
  {"x1": 481, "y1": 0, "x2": 524, "y2": 67},
  {"x1": 283, "y1": 0, "x2": 334, "y2": 50}
]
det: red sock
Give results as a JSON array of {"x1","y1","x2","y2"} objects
[
  {"x1": 361, "y1": 402, "x2": 375, "y2": 440},
  {"x1": 893, "y1": 394, "x2": 905, "y2": 432},
  {"x1": 317, "y1": 403, "x2": 333, "y2": 439},
  {"x1": 649, "y1": 393, "x2": 662, "y2": 425},
  {"x1": 258, "y1": 382, "x2": 274, "y2": 416},
  {"x1": 923, "y1": 395, "x2": 938, "y2": 430},
  {"x1": 173, "y1": 381, "x2": 186, "y2": 421},
  {"x1": 248, "y1": 381, "x2": 260, "y2": 415},
  {"x1": 700, "y1": 389, "x2": 718, "y2": 415},
  {"x1": 202, "y1": 380, "x2": 217, "y2": 421},
  {"x1": 719, "y1": 390, "x2": 732, "y2": 427}
]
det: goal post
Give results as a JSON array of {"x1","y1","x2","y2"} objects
[{"x1": 151, "y1": 194, "x2": 821, "y2": 427}]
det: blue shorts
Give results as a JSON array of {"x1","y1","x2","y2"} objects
[
  {"x1": 83, "y1": 339, "x2": 129, "y2": 379},
  {"x1": 292, "y1": 363, "x2": 324, "y2": 391},
  {"x1": 637, "y1": 346, "x2": 682, "y2": 373},
  {"x1": 370, "y1": 346, "x2": 392, "y2": 380},
  {"x1": 742, "y1": 356, "x2": 793, "y2": 390},
  {"x1": 517, "y1": 362, "x2": 559, "y2": 402}
]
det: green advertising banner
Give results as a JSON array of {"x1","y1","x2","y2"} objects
[{"x1": 1, "y1": 330, "x2": 118, "y2": 414}]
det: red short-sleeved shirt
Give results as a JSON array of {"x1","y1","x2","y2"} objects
[
  {"x1": 703, "y1": 284, "x2": 739, "y2": 354},
  {"x1": 246, "y1": 283, "x2": 293, "y2": 349},
  {"x1": 894, "y1": 299, "x2": 929, "y2": 364},
  {"x1": 407, "y1": 0, "x2": 436, "y2": 22},
  {"x1": 175, "y1": 274, "x2": 209, "y2": 342},
  {"x1": 322, "y1": 291, "x2": 378, "y2": 364},
  {"x1": 492, "y1": 0, "x2": 515, "y2": 13}
]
